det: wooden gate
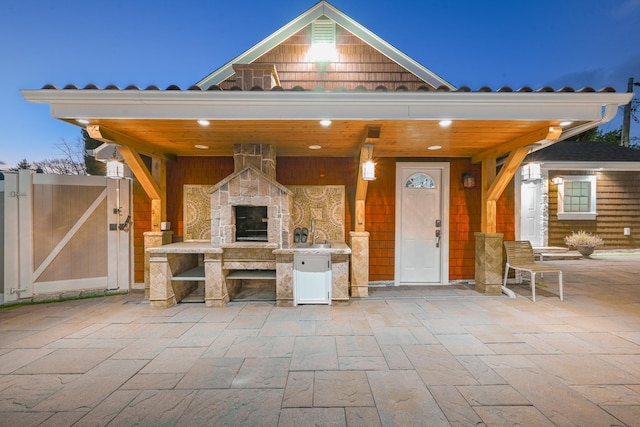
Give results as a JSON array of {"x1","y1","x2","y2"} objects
[{"x1": 1, "y1": 169, "x2": 131, "y2": 303}]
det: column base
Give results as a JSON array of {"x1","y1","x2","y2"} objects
[
  {"x1": 150, "y1": 296, "x2": 176, "y2": 309},
  {"x1": 474, "y1": 232, "x2": 504, "y2": 296}
]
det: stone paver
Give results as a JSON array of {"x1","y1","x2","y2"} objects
[{"x1": 1, "y1": 254, "x2": 640, "y2": 425}]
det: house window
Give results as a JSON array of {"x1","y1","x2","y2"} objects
[
  {"x1": 557, "y1": 175, "x2": 597, "y2": 220},
  {"x1": 405, "y1": 173, "x2": 436, "y2": 189}
]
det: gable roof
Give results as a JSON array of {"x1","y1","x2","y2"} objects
[
  {"x1": 526, "y1": 141, "x2": 640, "y2": 163},
  {"x1": 196, "y1": 1, "x2": 454, "y2": 90}
]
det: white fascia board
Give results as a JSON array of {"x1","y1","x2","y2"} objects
[
  {"x1": 538, "y1": 161, "x2": 640, "y2": 171},
  {"x1": 22, "y1": 90, "x2": 632, "y2": 122}
]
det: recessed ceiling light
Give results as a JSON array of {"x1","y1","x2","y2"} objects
[
  {"x1": 559, "y1": 121, "x2": 573, "y2": 127},
  {"x1": 76, "y1": 119, "x2": 90, "y2": 125},
  {"x1": 197, "y1": 119, "x2": 210, "y2": 127},
  {"x1": 308, "y1": 145, "x2": 322, "y2": 150},
  {"x1": 194, "y1": 144, "x2": 209, "y2": 149},
  {"x1": 428, "y1": 145, "x2": 442, "y2": 150},
  {"x1": 320, "y1": 120, "x2": 332, "y2": 127},
  {"x1": 439, "y1": 120, "x2": 452, "y2": 128}
]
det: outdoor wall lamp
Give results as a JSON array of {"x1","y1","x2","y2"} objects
[
  {"x1": 521, "y1": 163, "x2": 541, "y2": 181},
  {"x1": 462, "y1": 172, "x2": 476, "y2": 189},
  {"x1": 552, "y1": 176, "x2": 564, "y2": 185},
  {"x1": 362, "y1": 143, "x2": 376, "y2": 181},
  {"x1": 106, "y1": 148, "x2": 124, "y2": 179}
]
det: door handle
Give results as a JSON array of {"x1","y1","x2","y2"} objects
[{"x1": 435, "y1": 229, "x2": 441, "y2": 248}]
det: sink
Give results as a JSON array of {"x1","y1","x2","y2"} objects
[{"x1": 295, "y1": 243, "x2": 332, "y2": 249}]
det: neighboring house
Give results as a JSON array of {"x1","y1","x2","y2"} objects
[
  {"x1": 21, "y1": 1, "x2": 631, "y2": 302},
  {"x1": 518, "y1": 141, "x2": 640, "y2": 249}
]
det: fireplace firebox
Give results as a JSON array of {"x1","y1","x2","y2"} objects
[{"x1": 235, "y1": 206, "x2": 268, "y2": 242}]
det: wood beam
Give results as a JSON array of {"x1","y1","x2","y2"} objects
[
  {"x1": 117, "y1": 146, "x2": 161, "y2": 201},
  {"x1": 118, "y1": 146, "x2": 166, "y2": 232},
  {"x1": 480, "y1": 157, "x2": 497, "y2": 233},
  {"x1": 87, "y1": 124, "x2": 169, "y2": 232},
  {"x1": 480, "y1": 147, "x2": 531, "y2": 233},
  {"x1": 354, "y1": 126, "x2": 381, "y2": 232},
  {"x1": 487, "y1": 147, "x2": 530, "y2": 203},
  {"x1": 471, "y1": 126, "x2": 563, "y2": 164},
  {"x1": 151, "y1": 157, "x2": 167, "y2": 231},
  {"x1": 86, "y1": 125, "x2": 175, "y2": 161}
]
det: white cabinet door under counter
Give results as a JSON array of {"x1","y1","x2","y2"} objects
[{"x1": 294, "y1": 253, "x2": 331, "y2": 305}]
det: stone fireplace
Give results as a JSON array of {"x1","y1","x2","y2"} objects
[
  {"x1": 210, "y1": 144, "x2": 293, "y2": 249},
  {"x1": 235, "y1": 205, "x2": 268, "y2": 242}
]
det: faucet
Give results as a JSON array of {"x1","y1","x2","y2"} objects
[{"x1": 311, "y1": 219, "x2": 318, "y2": 245}]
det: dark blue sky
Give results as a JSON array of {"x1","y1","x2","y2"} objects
[{"x1": 2, "y1": 0, "x2": 640, "y2": 167}]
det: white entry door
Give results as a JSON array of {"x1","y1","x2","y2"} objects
[
  {"x1": 520, "y1": 180, "x2": 543, "y2": 247},
  {"x1": 395, "y1": 163, "x2": 449, "y2": 285}
]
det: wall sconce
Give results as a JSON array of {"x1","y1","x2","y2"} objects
[
  {"x1": 362, "y1": 143, "x2": 376, "y2": 181},
  {"x1": 106, "y1": 148, "x2": 124, "y2": 179},
  {"x1": 551, "y1": 176, "x2": 564, "y2": 185},
  {"x1": 521, "y1": 163, "x2": 541, "y2": 181},
  {"x1": 462, "y1": 172, "x2": 476, "y2": 189}
]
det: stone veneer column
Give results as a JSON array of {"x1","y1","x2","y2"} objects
[
  {"x1": 349, "y1": 231, "x2": 370, "y2": 297},
  {"x1": 204, "y1": 251, "x2": 228, "y2": 307},
  {"x1": 331, "y1": 254, "x2": 350, "y2": 304},
  {"x1": 143, "y1": 231, "x2": 173, "y2": 299},
  {"x1": 148, "y1": 252, "x2": 176, "y2": 308},
  {"x1": 474, "y1": 232, "x2": 504, "y2": 295},
  {"x1": 275, "y1": 252, "x2": 294, "y2": 307}
]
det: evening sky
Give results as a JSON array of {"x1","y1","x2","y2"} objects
[{"x1": 1, "y1": 0, "x2": 639, "y2": 167}]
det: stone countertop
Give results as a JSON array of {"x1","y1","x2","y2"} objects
[
  {"x1": 147, "y1": 242, "x2": 223, "y2": 254},
  {"x1": 147, "y1": 241, "x2": 351, "y2": 255},
  {"x1": 274, "y1": 242, "x2": 351, "y2": 255}
]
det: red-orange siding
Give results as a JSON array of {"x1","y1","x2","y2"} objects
[{"x1": 132, "y1": 156, "x2": 515, "y2": 284}]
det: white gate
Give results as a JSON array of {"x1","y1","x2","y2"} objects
[{"x1": 1, "y1": 170, "x2": 131, "y2": 304}]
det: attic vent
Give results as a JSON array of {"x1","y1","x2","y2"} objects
[
  {"x1": 309, "y1": 18, "x2": 337, "y2": 62},
  {"x1": 312, "y1": 18, "x2": 335, "y2": 44}
]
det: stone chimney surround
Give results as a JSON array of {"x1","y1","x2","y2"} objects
[{"x1": 210, "y1": 144, "x2": 293, "y2": 249}]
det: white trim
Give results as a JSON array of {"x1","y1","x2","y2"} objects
[
  {"x1": 395, "y1": 162, "x2": 450, "y2": 286},
  {"x1": 22, "y1": 90, "x2": 632, "y2": 122},
  {"x1": 3, "y1": 173, "x2": 20, "y2": 302},
  {"x1": 539, "y1": 161, "x2": 640, "y2": 171},
  {"x1": 557, "y1": 175, "x2": 597, "y2": 220},
  {"x1": 32, "y1": 173, "x2": 107, "y2": 186},
  {"x1": 557, "y1": 213, "x2": 597, "y2": 220},
  {"x1": 196, "y1": 1, "x2": 453, "y2": 90},
  {"x1": 34, "y1": 277, "x2": 108, "y2": 294}
]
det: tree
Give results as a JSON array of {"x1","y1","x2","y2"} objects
[
  {"x1": 82, "y1": 129, "x2": 106, "y2": 176},
  {"x1": 32, "y1": 139, "x2": 86, "y2": 175},
  {"x1": 16, "y1": 158, "x2": 31, "y2": 170},
  {"x1": 574, "y1": 127, "x2": 623, "y2": 145}
]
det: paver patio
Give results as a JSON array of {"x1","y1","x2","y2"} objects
[{"x1": 1, "y1": 253, "x2": 639, "y2": 426}]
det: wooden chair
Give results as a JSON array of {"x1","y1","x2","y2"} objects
[{"x1": 503, "y1": 240, "x2": 563, "y2": 302}]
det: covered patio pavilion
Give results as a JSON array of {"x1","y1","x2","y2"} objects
[{"x1": 1, "y1": 252, "x2": 639, "y2": 425}]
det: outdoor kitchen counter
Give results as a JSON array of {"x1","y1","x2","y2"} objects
[
  {"x1": 147, "y1": 242, "x2": 351, "y2": 308},
  {"x1": 273, "y1": 241, "x2": 351, "y2": 255},
  {"x1": 274, "y1": 242, "x2": 351, "y2": 307},
  {"x1": 147, "y1": 241, "x2": 223, "y2": 254}
]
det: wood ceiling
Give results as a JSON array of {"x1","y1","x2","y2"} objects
[{"x1": 73, "y1": 118, "x2": 580, "y2": 159}]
